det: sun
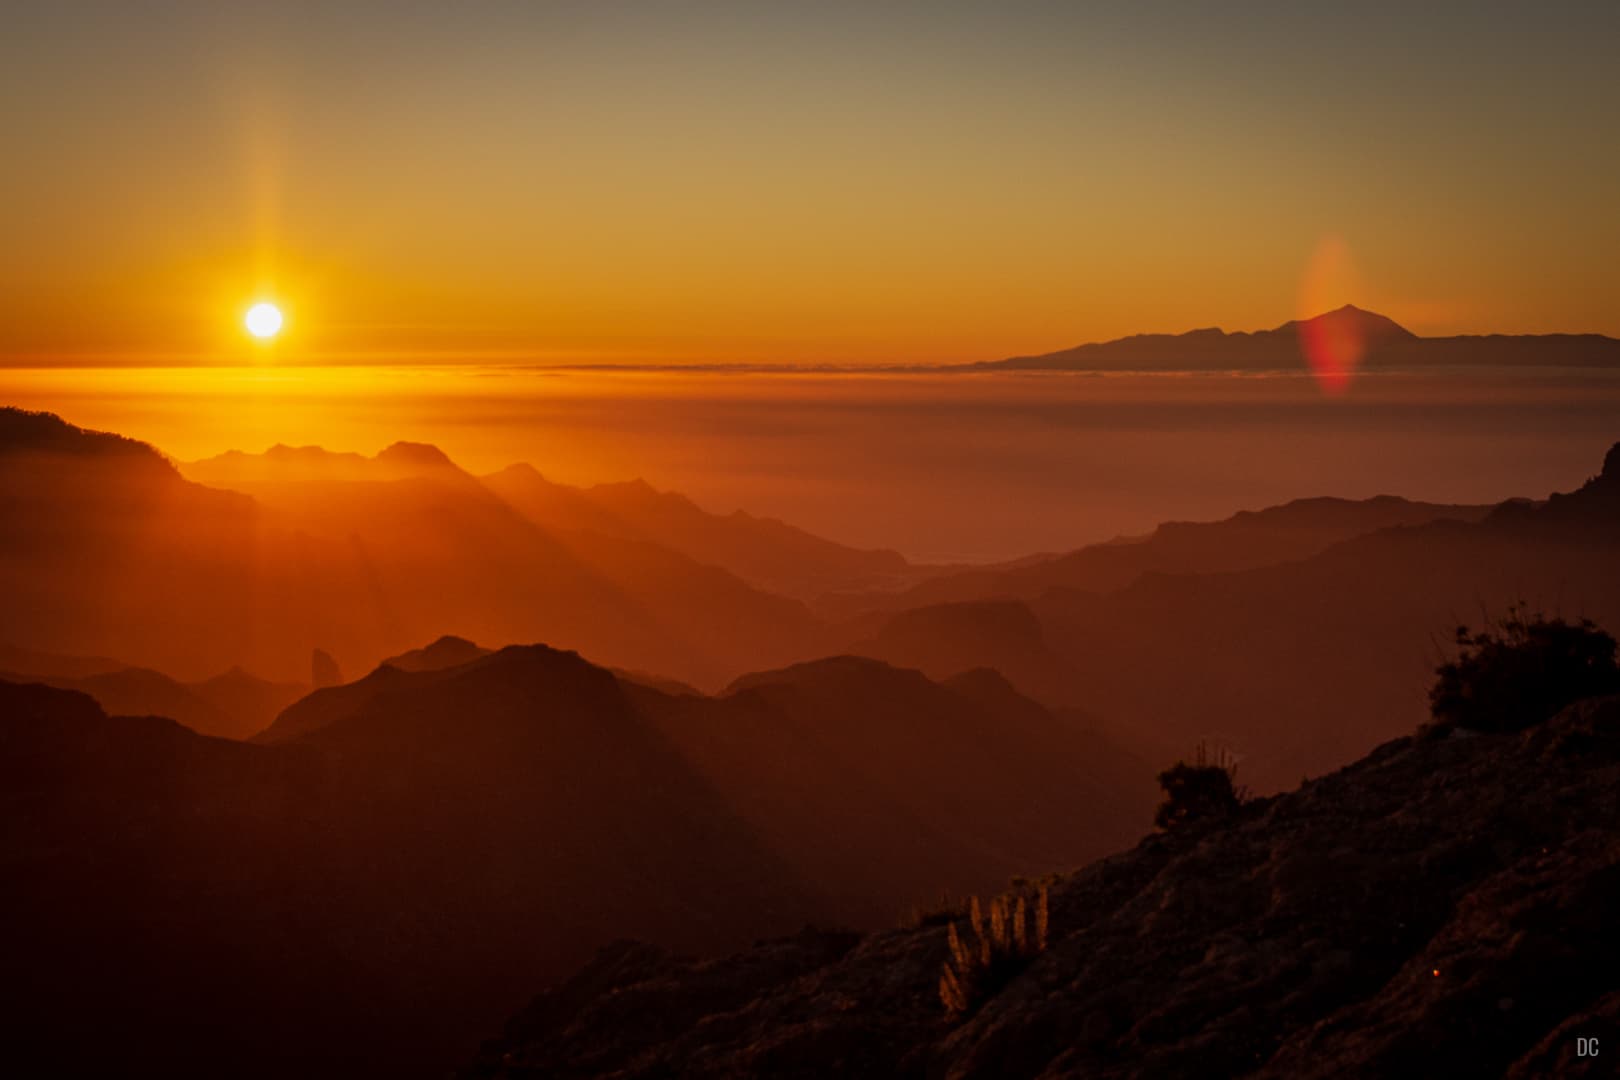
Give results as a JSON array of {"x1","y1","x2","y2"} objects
[{"x1": 245, "y1": 301, "x2": 284, "y2": 340}]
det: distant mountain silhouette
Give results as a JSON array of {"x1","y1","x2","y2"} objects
[
  {"x1": 844, "y1": 440, "x2": 1620, "y2": 789},
  {"x1": 380, "y1": 634, "x2": 491, "y2": 672},
  {"x1": 380, "y1": 633, "x2": 693, "y2": 695},
  {"x1": 186, "y1": 440, "x2": 457, "y2": 485},
  {"x1": 847, "y1": 599, "x2": 1076, "y2": 706},
  {"x1": 3, "y1": 641, "x2": 1153, "y2": 1075},
  {"x1": 608, "y1": 665, "x2": 703, "y2": 696},
  {"x1": 187, "y1": 666, "x2": 309, "y2": 735},
  {"x1": 1, "y1": 409, "x2": 834, "y2": 688},
  {"x1": 181, "y1": 433, "x2": 831, "y2": 686},
  {"x1": 680, "y1": 654, "x2": 1153, "y2": 923},
  {"x1": 482, "y1": 463, "x2": 919, "y2": 601},
  {"x1": 0, "y1": 408, "x2": 267, "y2": 680},
  {"x1": 10, "y1": 405, "x2": 1617, "y2": 793},
  {"x1": 1, "y1": 656, "x2": 811, "y2": 1077},
  {"x1": 0, "y1": 641, "x2": 303, "y2": 738},
  {"x1": 374, "y1": 440, "x2": 458, "y2": 472},
  {"x1": 265, "y1": 643, "x2": 1154, "y2": 911},
  {"x1": 829, "y1": 493, "x2": 1494, "y2": 617},
  {"x1": 190, "y1": 446, "x2": 920, "y2": 603},
  {"x1": 981, "y1": 305, "x2": 1620, "y2": 372},
  {"x1": 0, "y1": 665, "x2": 238, "y2": 736},
  {"x1": 468, "y1": 693, "x2": 1620, "y2": 1079},
  {"x1": 256, "y1": 647, "x2": 497, "y2": 743}
]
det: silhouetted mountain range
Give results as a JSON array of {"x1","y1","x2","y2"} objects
[
  {"x1": 0, "y1": 644, "x2": 306, "y2": 739},
  {"x1": 827, "y1": 493, "x2": 1495, "y2": 618},
  {"x1": 6, "y1": 399, "x2": 1620, "y2": 1078},
  {"x1": 980, "y1": 305, "x2": 1620, "y2": 372},
  {"x1": 181, "y1": 435, "x2": 856, "y2": 685},
  {"x1": 3, "y1": 640, "x2": 1152, "y2": 1077},
  {"x1": 0, "y1": 408, "x2": 839, "y2": 687},
  {"x1": 380, "y1": 633, "x2": 492, "y2": 672},
  {"x1": 185, "y1": 440, "x2": 459, "y2": 485},
  {"x1": 467, "y1": 693, "x2": 1620, "y2": 1079},
  {"x1": 482, "y1": 464, "x2": 919, "y2": 601},
  {"x1": 190, "y1": 445, "x2": 919, "y2": 603},
  {"x1": 187, "y1": 666, "x2": 309, "y2": 734},
  {"x1": 7, "y1": 406, "x2": 1619, "y2": 791},
  {"x1": 844, "y1": 440, "x2": 1620, "y2": 789},
  {"x1": 0, "y1": 665, "x2": 234, "y2": 736}
]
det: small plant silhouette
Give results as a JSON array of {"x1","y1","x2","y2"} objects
[
  {"x1": 939, "y1": 884, "x2": 1049, "y2": 1018},
  {"x1": 903, "y1": 890, "x2": 965, "y2": 930},
  {"x1": 1154, "y1": 741, "x2": 1246, "y2": 830},
  {"x1": 1430, "y1": 607, "x2": 1619, "y2": 733}
]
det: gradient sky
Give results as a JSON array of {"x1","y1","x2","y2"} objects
[{"x1": 3, "y1": 1, "x2": 1617, "y2": 365}]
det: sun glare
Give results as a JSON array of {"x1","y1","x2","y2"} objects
[{"x1": 245, "y1": 301, "x2": 284, "y2": 340}]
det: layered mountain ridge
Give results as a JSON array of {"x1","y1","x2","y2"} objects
[
  {"x1": 1, "y1": 408, "x2": 852, "y2": 687},
  {"x1": 8, "y1": 406, "x2": 1620, "y2": 796},
  {"x1": 846, "y1": 439, "x2": 1620, "y2": 787},
  {"x1": 1, "y1": 638, "x2": 1153, "y2": 1077},
  {"x1": 5, "y1": 402, "x2": 1620, "y2": 1079}
]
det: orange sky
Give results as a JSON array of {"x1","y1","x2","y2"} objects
[{"x1": 3, "y1": 3, "x2": 1617, "y2": 365}]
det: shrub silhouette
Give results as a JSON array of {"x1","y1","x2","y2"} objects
[
  {"x1": 939, "y1": 885, "x2": 1049, "y2": 1018},
  {"x1": 1430, "y1": 609, "x2": 1620, "y2": 733},
  {"x1": 1155, "y1": 742, "x2": 1245, "y2": 830}
]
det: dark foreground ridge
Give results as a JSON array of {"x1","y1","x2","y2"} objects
[{"x1": 468, "y1": 695, "x2": 1620, "y2": 1079}]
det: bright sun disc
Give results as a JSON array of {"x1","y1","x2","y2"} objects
[{"x1": 245, "y1": 302, "x2": 284, "y2": 339}]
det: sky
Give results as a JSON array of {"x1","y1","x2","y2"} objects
[{"x1": 3, "y1": 1, "x2": 1618, "y2": 365}]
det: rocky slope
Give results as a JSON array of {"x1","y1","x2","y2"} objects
[{"x1": 468, "y1": 694, "x2": 1620, "y2": 1079}]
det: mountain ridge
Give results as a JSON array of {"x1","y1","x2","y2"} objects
[
  {"x1": 2, "y1": 638, "x2": 1155, "y2": 1076},
  {"x1": 981, "y1": 305, "x2": 1620, "y2": 372},
  {"x1": 825, "y1": 492, "x2": 1496, "y2": 619},
  {"x1": 1, "y1": 407, "x2": 832, "y2": 687},
  {"x1": 466, "y1": 692, "x2": 1620, "y2": 1080},
  {"x1": 835, "y1": 440, "x2": 1620, "y2": 788}
]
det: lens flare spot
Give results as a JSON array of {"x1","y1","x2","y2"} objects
[
  {"x1": 1298, "y1": 307, "x2": 1365, "y2": 397},
  {"x1": 1296, "y1": 235, "x2": 1363, "y2": 395}
]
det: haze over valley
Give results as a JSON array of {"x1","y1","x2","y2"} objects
[{"x1": 8, "y1": 327, "x2": 1620, "y2": 562}]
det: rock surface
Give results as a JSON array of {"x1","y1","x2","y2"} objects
[{"x1": 468, "y1": 696, "x2": 1620, "y2": 1079}]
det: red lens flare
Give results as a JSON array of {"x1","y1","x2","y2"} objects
[
  {"x1": 1296, "y1": 234, "x2": 1364, "y2": 395},
  {"x1": 1298, "y1": 308, "x2": 1365, "y2": 396}
]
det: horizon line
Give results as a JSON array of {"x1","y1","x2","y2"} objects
[{"x1": 4, "y1": 306, "x2": 1618, "y2": 372}]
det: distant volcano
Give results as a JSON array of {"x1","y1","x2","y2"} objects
[{"x1": 981, "y1": 306, "x2": 1620, "y2": 374}]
